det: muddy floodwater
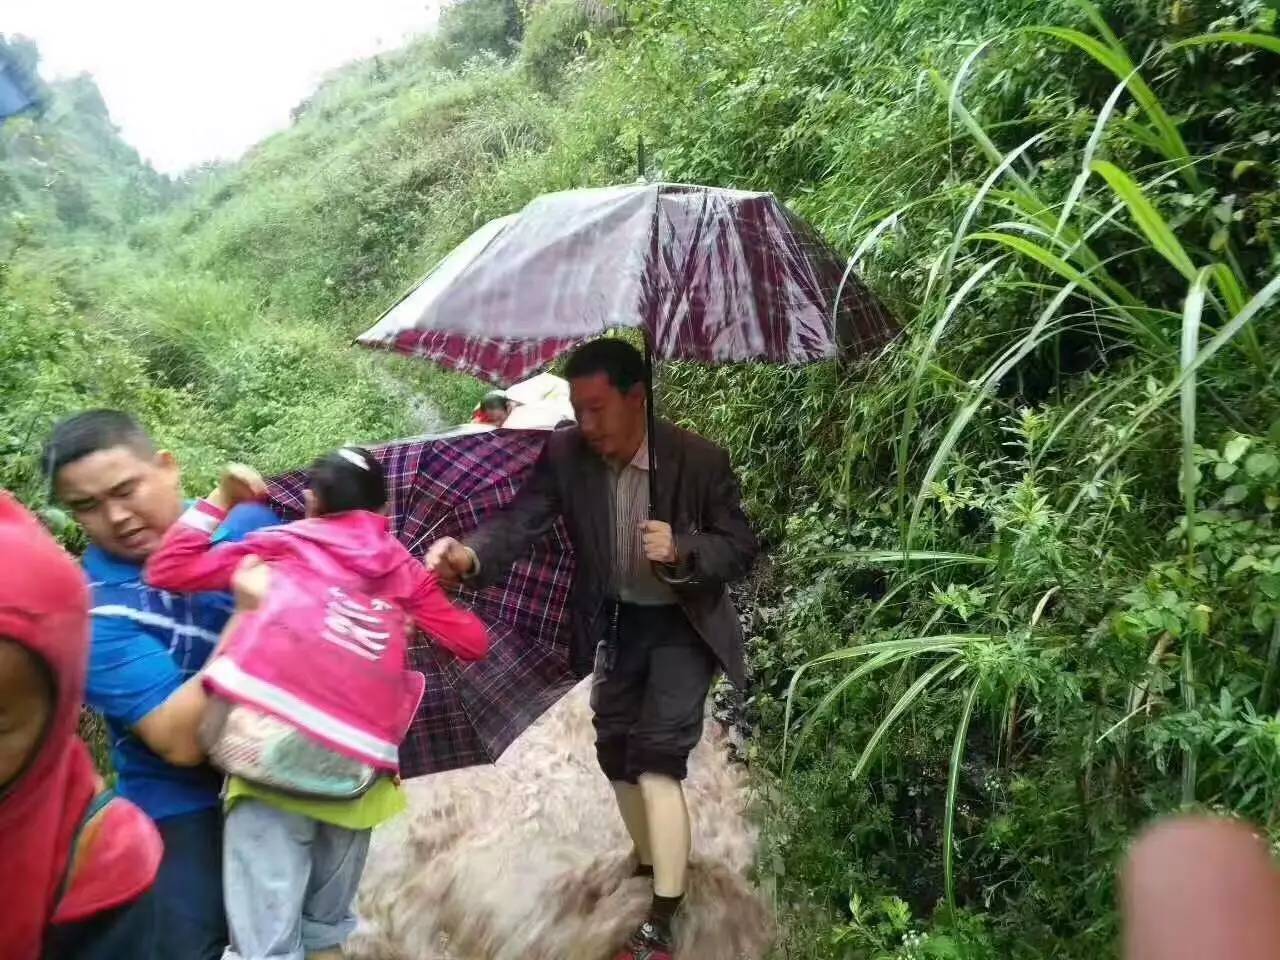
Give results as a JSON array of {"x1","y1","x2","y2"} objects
[{"x1": 348, "y1": 679, "x2": 772, "y2": 960}]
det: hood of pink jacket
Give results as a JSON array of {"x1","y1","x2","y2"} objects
[{"x1": 252, "y1": 510, "x2": 408, "y2": 581}]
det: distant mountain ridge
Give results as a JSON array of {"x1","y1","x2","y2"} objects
[{"x1": 0, "y1": 36, "x2": 178, "y2": 250}]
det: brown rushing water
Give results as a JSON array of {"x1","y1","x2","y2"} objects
[{"x1": 347, "y1": 679, "x2": 772, "y2": 960}]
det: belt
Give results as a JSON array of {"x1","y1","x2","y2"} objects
[{"x1": 600, "y1": 599, "x2": 685, "y2": 674}]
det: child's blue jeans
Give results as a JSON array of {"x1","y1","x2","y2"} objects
[{"x1": 221, "y1": 798, "x2": 370, "y2": 960}]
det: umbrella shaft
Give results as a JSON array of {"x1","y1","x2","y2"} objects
[{"x1": 644, "y1": 333, "x2": 658, "y2": 520}]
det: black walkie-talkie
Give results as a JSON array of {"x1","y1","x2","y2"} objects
[{"x1": 605, "y1": 598, "x2": 621, "y2": 673}]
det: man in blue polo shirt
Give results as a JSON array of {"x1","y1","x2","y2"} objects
[{"x1": 44, "y1": 410, "x2": 278, "y2": 960}]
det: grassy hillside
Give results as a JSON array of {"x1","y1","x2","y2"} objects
[
  {"x1": 0, "y1": 31, "x2": 487, "y2": 521},
  {"x1": 6, "y1": 0, "x2": 1280, "y2": 956},
  {"x1": 0, "y1": 46, "x2": 176, "y2": 248}
]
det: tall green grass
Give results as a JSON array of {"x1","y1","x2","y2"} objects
[{"x1": 782, "y1": 0, "x2": 1280, "y2": 937}]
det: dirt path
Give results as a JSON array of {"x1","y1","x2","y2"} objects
[{"x1": 348, "y1": 679, "x2": 772, "y2": 960}]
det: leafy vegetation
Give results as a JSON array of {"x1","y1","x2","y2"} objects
[
  {"x1": 4, "y1": 0, "x2": 1280, "y2": 956},
  {"x1": 0, "y1": 75, "x2": 173, "y2": 246},
  {"x1": 0, "y1": 44, "x2": 482, "y2": 524},
  {"x1": 652, "y1": 1, "x2": 1280, "y2": 956}
]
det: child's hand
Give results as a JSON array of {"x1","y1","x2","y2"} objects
[
  {"x1": 231, "y1": 555, "x2": 271, "y2": 611},
  {"x1": 208, "y1": 463, "x2": 267, "y2": 510}
]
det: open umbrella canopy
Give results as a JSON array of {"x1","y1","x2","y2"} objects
[{"x1": 357, "y1": 182, "x2": 895, "y2": 386}]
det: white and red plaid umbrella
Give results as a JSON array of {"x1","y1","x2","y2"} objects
[
  {"x1": 357, "y1": 182, "x2": 894, "y2": 384},
  {"x1": 357, "y1": 182, "x2": 895, "y2": 514}
]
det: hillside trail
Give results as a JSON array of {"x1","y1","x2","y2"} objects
[{"x1": 347, "y1": 679, "x2": 773, "y2": 960}]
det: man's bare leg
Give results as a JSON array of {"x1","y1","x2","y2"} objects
[
  {"x1": 637, "y1": 772, "x2": 690, "y2": 898},
  {"x1": 612, "y1": 781, "x2": 653, "y2": 869}
]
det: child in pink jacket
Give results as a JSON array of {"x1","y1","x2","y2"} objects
[{"x1": 146, "y1": 446, "x2": 488, "y2": 960}]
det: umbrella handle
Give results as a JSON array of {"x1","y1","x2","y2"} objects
[{"x1": 644, "y1": 332, "x2": 659, "y2": 520}]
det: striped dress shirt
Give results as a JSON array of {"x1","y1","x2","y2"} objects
[{"x1": 609, "y1": 435, "x2": 678, "y2": 606}]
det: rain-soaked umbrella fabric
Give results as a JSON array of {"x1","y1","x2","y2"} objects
[
  {"x1": 266, "y1": 429, "x2": 575, "y2": 778},
  {"x1": 357, "y1": 182, "x2": 895, "y2": 385}
]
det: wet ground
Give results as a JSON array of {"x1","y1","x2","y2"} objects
[{"x1": 348, "y1": 679, "x2": 772, "y2": 960}]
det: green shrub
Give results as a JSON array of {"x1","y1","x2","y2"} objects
[
  {"x1": 434, "y1": 0, "x2": 524, "y2": 71},
  {"x1": 521, "y1": 0, "x2": 594, "y2": 90}
]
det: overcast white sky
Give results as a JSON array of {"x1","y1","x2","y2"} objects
[{"x1": 3, "y1": 1, "x2": 441, "y2": 174}]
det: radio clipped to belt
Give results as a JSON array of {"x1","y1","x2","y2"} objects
[
  {"x1": 595, "y1": 598, "x2": 621, "y2": 677},
  {"x1": 607, "y1": 598, "x2": 621, "y2": 672}
]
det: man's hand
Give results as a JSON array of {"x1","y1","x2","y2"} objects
[
  {"x1": 426, "y1": 537, "x2": 476, "y2": 587},
  {"x1": 208, "y1": 463, "x2": 267, "y2": 511},
  {"x1": 640, "y1": 520, "x2": 678, "y2": 566},
  {"x1": 135, "y1": 556, "x2": 268, "y2": 767},
  {"x1": 231, "y1": 555, "x2": 271, "y2": 612}
]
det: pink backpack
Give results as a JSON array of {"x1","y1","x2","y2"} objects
[{"x1": 201, "y1": 570, "x2": 426, "y2": 800}]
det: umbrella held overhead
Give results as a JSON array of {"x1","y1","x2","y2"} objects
[{"x1": 358, "y1": 181, "x2": 895, "y2": 515}]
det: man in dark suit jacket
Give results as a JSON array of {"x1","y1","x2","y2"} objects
[{"x1": 428, "y1": 339, "x2": 757, "y2": 960}]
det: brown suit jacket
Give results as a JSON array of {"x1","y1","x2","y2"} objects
[{"x1": 464, "y1": 420, "x2": 758, "y2": 686}]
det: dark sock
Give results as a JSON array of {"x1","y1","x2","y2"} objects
[
  {"x1": 649, "y1": 893, "x2": 683, "y2": 939},
  {"x1": 633, "y1": 862, "x2": 655, "y2": 879}
]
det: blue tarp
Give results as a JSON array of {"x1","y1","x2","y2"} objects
[{"x1": 0, "y1": 62, "x2": 38, "y2": 121}]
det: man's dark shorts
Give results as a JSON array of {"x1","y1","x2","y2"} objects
[
  {"x1": 154, "y1": 808, "x2": 228, "y2": 960},
  {"x1": 591, "y1": 603, "x2": 718, "y2": 782}
]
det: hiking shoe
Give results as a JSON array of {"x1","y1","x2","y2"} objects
[{"x1": 613, "y1": 920, "x2": 674, "y2": 960}]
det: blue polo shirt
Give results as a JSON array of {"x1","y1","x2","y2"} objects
[{"x1": 83, "y1": 502, "x2": 280, "y2": 822}]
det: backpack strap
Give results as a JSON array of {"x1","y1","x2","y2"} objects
[{"x1": 55, "y1": 790, "x2": 117, "y2": 906}]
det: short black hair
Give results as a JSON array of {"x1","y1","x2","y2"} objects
[
  {"x1": 308, "y1": 446, "x2": 387, "y2": 515},
  {"x1": 43, "y1": 410, "x2": 156, "y2": 483},
  {"x1": 562, "y1": 338, "x2": 645, "y2": 393}
]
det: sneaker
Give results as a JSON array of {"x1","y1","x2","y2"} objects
[{"x1": 613, "y1": 920, "x2": 674, "y2": 960}]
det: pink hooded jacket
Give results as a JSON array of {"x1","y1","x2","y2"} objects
[{"x1": 145, "y1": 501, "x2": 489, "y2": 770}]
